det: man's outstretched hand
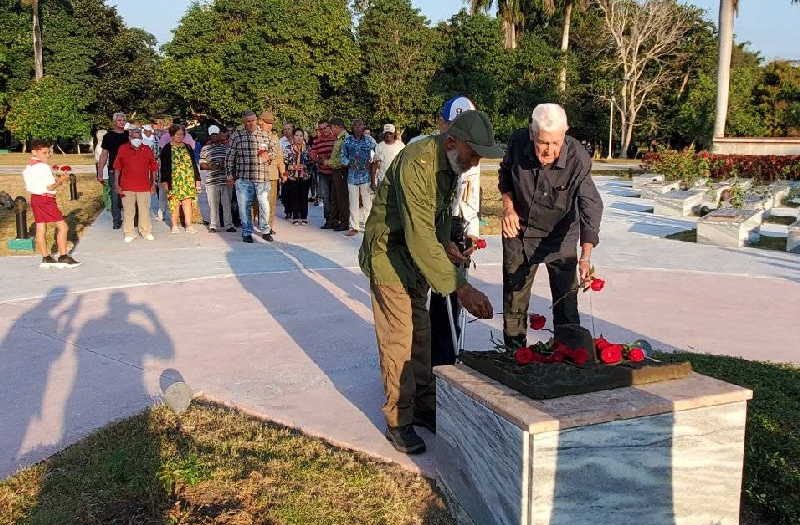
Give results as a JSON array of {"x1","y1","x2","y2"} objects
[{"x1": 456, "y1": 283, "x2": 493, "y2": 319}]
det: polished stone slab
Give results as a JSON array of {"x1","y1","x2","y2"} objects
[
  {"x1": 631, "y1": 173, "x2": 664, "y2": 191},
  {"x1": 435, "y1": 364, "x2": 752, "y2": 525},
  {"x1": 654, "y1": 190, "x2": 707, "y2": 218},
  {"x1": 697, "y1": 207, "x2": 764, "y2": 248}
]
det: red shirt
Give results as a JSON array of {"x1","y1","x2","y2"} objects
[
  {"x1": 309, "y1": 135, "x2": 336, "y2": 175},
  {"x1": 113, "y1": 143, "x2": 158, "y2": 191}
]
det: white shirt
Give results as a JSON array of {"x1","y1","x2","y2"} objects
[
  {"x1": 373, "y1": 140, "x2": 405, "y2": 183},
  {"x1": 279, "y1": 136, "x2": 291, "y2": 151},
  {"x1": 23, "y1": 160, "x2": 56, "y2": 196},
  {"x1": 453, "y1": 165, "x2": 481, "y2": 237}
]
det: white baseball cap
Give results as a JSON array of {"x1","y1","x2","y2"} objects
[
  {"x1": 383, "y1": 123, "x2": 396, "y2": 134},
  {"x1": 440, "y1": 95, "x2": 477, "y2": 123},
  {"x1": 142, "y1": 124, "x2": 154, "y2": 132},
  {"x1": 208, "y1": 125, "x2": 221, "y2": 135}
]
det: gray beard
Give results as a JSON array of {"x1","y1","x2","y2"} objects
[{"x1": 446, "y1": 149, "x2": 465, "y2": 176}]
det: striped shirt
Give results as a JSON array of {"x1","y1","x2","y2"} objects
[
  {"x1": 225, "y1": 127, "x2": 271, "y2": 182},
  {"x1": 310, "y1": 134, "x2": 337, "y2": 176},
  {"x1": 200, "y1": 142, "x2": 229, "y2": 185}
]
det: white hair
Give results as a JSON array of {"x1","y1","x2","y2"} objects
[
  {"x1": 112, "y1": 112, "x2": 126, "y2": 121},
  {"x1": 529, "y1": 104, "x2": 569, "y2": 135}
]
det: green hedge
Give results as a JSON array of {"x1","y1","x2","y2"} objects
[{"x1": 655, "y1": 351, "x2": 799, "y2": 524}]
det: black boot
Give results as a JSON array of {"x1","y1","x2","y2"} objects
[{"x1": 385, "y1": 425, "x2": 426, "y2": 454}]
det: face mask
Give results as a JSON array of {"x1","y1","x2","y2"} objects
[
  {"x1": 446, "y1": 148, "x2": 465, "y2": 176},
  {"x1": 130, "y1": 138, "x2": 143, "y2": 148}
]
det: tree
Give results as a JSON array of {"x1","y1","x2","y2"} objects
[
  {"x1": 595, "y1": 0, "x2": 695, "y2": 157},
  {"x1": 713, "y1": 0, "x2": 800, "y2": 140},
  {"x1": 6, "y1": 76, "x2": 89, "y2": 147},
  {"x1": 357, "y1": 0, "x2": 441, "y2": 129},
  {"x1": 20, "y1": 0, "x2": 43, "y2": 80},
  {"x1": 162, "y1": 0, "x2": 360, "y2": 126},
  {"x1": 755, "y1": 61, "x2": 800, "y2": 136},
  {"x1": 468, "y1": 0, "x2": 531, "y2": 49}
]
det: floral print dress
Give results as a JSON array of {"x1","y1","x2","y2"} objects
[{"x1": 168, "y1": 145, "x2": 198, "y2": 216}]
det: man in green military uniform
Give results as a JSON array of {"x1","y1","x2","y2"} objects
[{"x1": 359, "y1": 110, "x2": 502, "y2": 454}]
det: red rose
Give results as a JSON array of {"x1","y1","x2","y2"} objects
[
  {"x1": 529, "y1": 314, "x2": 546, "y2": 330},
  {"x1": 52, "y1": 165, "x2": 60, "y2": 171},
  {"x1": 514, "y1": 347, "x2": 536, "y2": 365},
  {"x1": 61, "y1": 165, "x2": 72, "y2": 172},
  {"x1": 571, "y1": 347, "x2": 590, "y2": 366},
  {"x1": 475, "y1": 238, "x2": 487, "y2": 250},
  {"x1": 590, "y1": 278, "x2": 605, "y2": 292},
  {"x1": 599, "y1": 344, "x2": 623, "y2": 364},
  {"x1": 548, "y1": 351, "x2": 565, "y2": 363},
  {"x1": 628, "y1": 347, "x2": 646, "y2": 362},
  {"x1": 594, "y1": 336, "x2": 611, "y2": 350},
  {"x1": 553, "y1": 341, "x2": 570, "y2": 354}
]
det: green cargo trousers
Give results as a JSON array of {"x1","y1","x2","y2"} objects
[{"x1": 370, "y1": 283, "x2": 436, "y2": 428}]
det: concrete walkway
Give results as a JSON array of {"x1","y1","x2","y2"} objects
[{"x1": 1, "y1": 175, "x2": 798, "y2": 480}]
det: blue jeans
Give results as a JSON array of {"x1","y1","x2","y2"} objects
[{"x1": 235, "y1": 179, "x2": 271, "y2": 237}]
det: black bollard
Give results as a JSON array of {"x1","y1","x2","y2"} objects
[
  {"x1": 14, "y1": 196, "x2": 29, "y2": 239},
  {"x1": 69, "y1": 172, "x2": 78, "y2": 200}
]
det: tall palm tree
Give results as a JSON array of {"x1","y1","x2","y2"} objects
[
  {"x1": 469, "y1": 0, "x2": 528, "y2": 49},
  {"x1": 20, "y1": 0, "x2": 43, "y2": 80},
  {"x1": 714, "y1": 0, "x2": 799, "y2": 141},
  {"x1": 536, "y1": 0, "x2": 590, "y2": 94}
]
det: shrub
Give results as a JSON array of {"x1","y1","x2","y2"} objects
[
  {"x1": 643, "y1": 148, "x2": 709, "y2": 187},
  {"x1": 643, "y1": 151, "x2": 800, "y2": 183}
]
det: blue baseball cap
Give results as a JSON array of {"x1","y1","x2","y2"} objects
[{"x1": 440, "y1": 95, "x2": 477, "y2": 123}]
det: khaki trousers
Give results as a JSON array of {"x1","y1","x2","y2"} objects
[
  {"x1": 122, "y1": 191, "x2": 152, "y2": 236},
  {"x1": 269, "y1": 178, "x2": 279, "y2": 227},
  {"x1": 370, "y1": 283, "x2": 435, "y2": 428}
]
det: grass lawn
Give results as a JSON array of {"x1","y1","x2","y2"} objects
[
  {"x1": 0, "y1": 154, "x2": 94, "y2": 166},
  {"x1": 0, "y1": 401, "x2": 454, "y2": 525},
  {"x1": 0, "y1": 173, "x2": 105, "y2": 257}
]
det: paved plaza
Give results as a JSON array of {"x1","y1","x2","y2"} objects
[{"x1": 1, "y1": 173, "x2": 798, "y2": 479}]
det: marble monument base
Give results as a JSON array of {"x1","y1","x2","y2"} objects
[{"x1": 435, "y1": 364, "x2": 752, "y2": 525}]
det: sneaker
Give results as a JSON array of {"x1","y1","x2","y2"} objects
[
  {"x1": 208, "y1": 227, "x2": 217, "y2": 233},
  {"x1": 243, "y1": 235, "x2": 254, "y2": 243},
  {"x1": 262, "y1": 233, "x2": 274, "y2": 242},
  {"x1": 413, "y1": 410, "x2": 436, "y2": 434},
  {"x1": 124, "y1": 236, "x2": 135, "y2": 243},
  {"x1": 185, "y1": 227, "x2": 198, "y2": 234},
  {"x1": 301, "y1": 219, "x2": 309, "y2": 226},
  {"x1": 57, "y1": 254, "x2": 81, "y2": 268},
  {"x1": 144, "y1": 234, "x2": 155, "y2": 241},
  {"x1": 293, "y1": 219, "x2": 300, "y2": 225},
  {"x1": 40, "y1": 256, "x2": 58, "y2": 268},
  {"x1": 171, "y1": 226, "x2": 181, "y2": 234},
  {"x1": 385, "y1": 425, "x2": 426, "y2": 455},
  {"x1": 112, "y1": 223, "x2": 122, "y2": 230},
  {"x1": 156, "y1": 210, "x2": 164, "y2": 221},
  {"x1": 344, "y1": 229, "x2": 359, "y2": 237},
  {"x1": 226, "y1": 227, "x2": 237, "y2": 233}
]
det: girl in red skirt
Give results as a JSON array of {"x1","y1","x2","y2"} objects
[{"x1": 22, "y1": 139, "x2": 81, "y2": 268}]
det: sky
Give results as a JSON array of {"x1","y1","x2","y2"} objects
[{"x1": 110, "y1": 0, "x2": 799, "y2": 61}]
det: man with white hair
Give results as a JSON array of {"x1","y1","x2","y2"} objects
[{"x1": 499, "y1": 103, "x2": 603, "y2": 350}]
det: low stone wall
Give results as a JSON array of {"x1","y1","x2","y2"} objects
[{"x1": 712, "y1": 137, "x2": 800, "y2": 156}]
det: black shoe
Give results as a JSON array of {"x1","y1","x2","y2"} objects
[
  {"x1": 333, "y1": 224, "x2": 348, "y2": 232},
  {"x1": 208, "y1": 227, "x2": 217, "y2": 233},
  {"x1": 243, "y1": 235, "x2": 254, "y2": 243},
  {"x1": 57, "y1": 254, "x2": 82, "y2": 268},
  {"x1": 413, "y1": 410, "x2": 436, "y2": 434},
  {"x1": 262, "y1": 233, "x2": 274, "y2": 242},
  {"x1": 321, "y1": 222, "x2": 333, "y2": 230},
  {"x1": 113, "y1": 223, "x2": 122, "y2": 230},
  {"x1": 226, "y1": 227, "x2": 237, "y2": 233},
  {"x1": 39, "y1": 256, "x2": 58, "y2": 268},
  {"x1": 385, "y1": 425, "x2": 426, "y2": 455}
]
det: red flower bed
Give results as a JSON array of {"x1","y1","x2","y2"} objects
[{"x1": 642, "y1": 151, "x2": 800, "y2": 182}]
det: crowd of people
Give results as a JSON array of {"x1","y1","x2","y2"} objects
[{"x1": 88, "y1": 107, "x2": 435, "y2": 245}]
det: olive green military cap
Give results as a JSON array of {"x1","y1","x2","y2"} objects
[{"x1": 447, "y1": 110, "x2": 505, "y2": 159}]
